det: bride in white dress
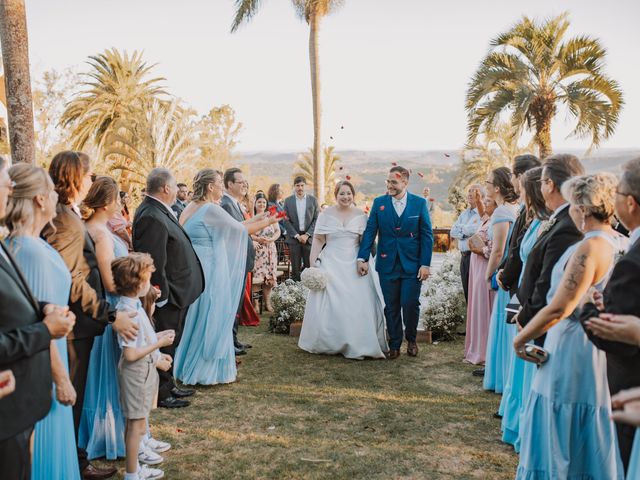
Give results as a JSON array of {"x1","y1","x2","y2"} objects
[{"x1": 298, "y1": 181, "x2": 388, "y2": 359}]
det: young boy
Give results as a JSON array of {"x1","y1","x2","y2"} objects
[{"x1": 112, "y1": 253, "x2": 174, "y2": 480}]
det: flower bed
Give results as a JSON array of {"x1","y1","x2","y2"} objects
[{"x1": 268, "y1": 279, "x2": 309, "y2": 334}]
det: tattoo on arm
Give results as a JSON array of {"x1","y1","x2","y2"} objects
[{"x1": 565, "y1": 254, "x2": 587, "y2": 291}]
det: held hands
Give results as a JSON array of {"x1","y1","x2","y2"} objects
[
  {"x1": 157, "y1": 329, "x2": 176, "y2": 348},
  {"x1": 357, "y1": 260, "x2": 369, "y2": 277},
  {"x1": 54, "y1": 376, "x2": 77, "y2": 406},
  {"x1": 611, "y1": 387, "x2": 640, "y2": 427},
  {"x1": 0, "y1": 370, "x2": 16, "y2": 399},
  {"x1": 298, "y1": 234, "x2": 309, "y2": 245},
  {"x1": 417, "y1": 266, "x2": 431, "y2": 282},
  {"x1": 43, "y1": 305, "x2": 75, "y2": 339},
  {"x1": 112, "y1": 310, "x2": 139, "y2": 342},
  {"x1": 585, "y1": 314, "x2": 640, "y2": 346},
  {"x1": 156, "y1": 353, "x2": 173, "y2": 372}
]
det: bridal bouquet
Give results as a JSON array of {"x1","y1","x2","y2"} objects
[
  {"x1": 268, "y1": 279, "x2": 309, "y2": 334},
  {"x1": 419, "y1": 250, "x2": 466, "y2": 340},
  {"x1": 300, "y1": 267, "x2": 327, "y2": 290}
]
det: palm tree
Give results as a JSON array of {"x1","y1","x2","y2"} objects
[
  {"x1": 231, "y1": 0, "x2": 344, "y2": 204},
  {"x1": 466, "y1": 13, "x2": 623, "y2": 159},
  {"x1": 103, "y1": 98, "x2": 198, "y2": 187},
  {"x1": 294, "y1": 145, "x2": 341, "y2": 201},
  {"x1": 60, "y1": 48, "x2": 166, "y2": 154},
  {"x1": 0, "y1": 0, "x2": 35, "y2": 163}
]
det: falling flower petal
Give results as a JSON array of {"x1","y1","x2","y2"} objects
[
  {"x1": 444, "y1": 153, "x2": 450, "y2": 158},
  {"x1": 346, "y1": 175, "x2": 352, "y2": 180},
  {"x1": 418, "y1": 172, "x2": 425, "y2": 178},
  {"x1": 391, "y1": 162, "x2": 398, "y2": 166}
]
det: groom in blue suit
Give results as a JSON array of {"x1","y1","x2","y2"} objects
[{"x1": 358, "y1": 166, "x2": 433, "y2": 359}]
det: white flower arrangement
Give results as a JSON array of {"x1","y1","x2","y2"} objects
[
  {"x1": 419, "y1": 250, "x2": 466, "y2": 340},
  {"x1": 268, "y1": 279, "x2": 309, "y2": 334},
  {"x1": 300, "y1": 267, "x2": 328, "y2": 291}
]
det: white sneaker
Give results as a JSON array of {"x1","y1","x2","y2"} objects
[
  {"x1": 138, "y1": 445, "x2": 164, "y2": 465},
  {"x1": 145, "y1": 435, "x2": 171, "y2": 453},
  {"x1": 139, "y1": 464, "x2": 164, "y2": 479}
]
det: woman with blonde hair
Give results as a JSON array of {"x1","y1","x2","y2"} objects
[
  {"x1": 174, "y1": 169, "x2": 279, "y2": 385},
  {"x1": 514, "y1": 173, "x2": 626, "y2": 479},
  {"x1": 4, "y1": 163, "x2": 80, "y2": 479}
]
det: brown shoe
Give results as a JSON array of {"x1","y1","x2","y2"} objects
[
  {"x1": 407, "y1": 341, "x2": 418, "y2": 357},
  {"x1": 386, "y1": 349, "x2": 400, "y2": 360},
  {"x1": 82, "y1": 463, "x2": 117, "y2": 480}
]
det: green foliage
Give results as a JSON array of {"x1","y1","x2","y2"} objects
[
  {"x1": 294, "y1": 145, "x2": 340, "y2": 201},
  {"x1": 466, "y1": 13, "x2": 624, "y2": 157},
  {"x1": 197, "y1": 105, "x2": 243, "y2": 171}
]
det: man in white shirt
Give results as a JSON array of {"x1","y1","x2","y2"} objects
[
  {"x1": 450, "y1": 185, "x2": 483, "y2": 301},
  {"x1": 283, "y1": 176, "x2": 319, "y2": 281}
]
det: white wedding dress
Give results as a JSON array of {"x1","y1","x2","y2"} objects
[{"x1": 298, "y1": 212, "x2": 388, "y2": 359}]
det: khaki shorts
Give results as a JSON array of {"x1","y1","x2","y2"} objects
[{"x1": 118, "y1": 356, "x2": 159, "y2": 419}]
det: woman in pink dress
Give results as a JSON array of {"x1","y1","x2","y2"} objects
[{"x1": 464, "y1": 195, "x2": 498, "y2": 364}]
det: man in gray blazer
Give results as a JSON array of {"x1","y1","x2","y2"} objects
[
  {"x1": 283, "y1": 176, "x2": 320, "y2": 281},
  {"x1": 220, "y1": 168, "x2": 254, "y2": 355}
]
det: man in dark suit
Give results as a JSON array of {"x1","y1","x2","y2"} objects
[
  {"x1": 515, "y1": 154, "x2": 585, "y2": 343},
  {"x1": 171, "y1": 182, "x2": 189, "y2": 219},
  {"x1": 580, "y1": 157, "x2": 640, "y2": 473},
  {"x1": 220, "y1": 167, "x2": 254, "y2": 355},
  {"x1": 133, "y1": 168, "x2": 204, "y2": 408},
  {"x1": 497, "y1": 154, "x2": 541, "y2": 296},
  {"x1": 282, "y1": 176, "x2": 320, "y2": 281},
  {"x1": 0, "y1": 156, "x2": 76, "y2": 480},
  {"x1": 44, "y1": 151, "x2": 137, "y2": 479}
]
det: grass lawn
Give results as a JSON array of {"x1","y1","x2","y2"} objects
[{"x1": 104, "y1": 319, "x2": 519, "y2": 479}]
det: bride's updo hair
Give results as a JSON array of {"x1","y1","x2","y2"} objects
[
  {"x1": 334, "y1": 180, "x2": 355, "y2": 198},
  {"x1": 81, "y1": 176, "x2": 119, "y2": 220},
  {"x1": 192, "y1": 168, "x2": 222, "y2": 202},
  {"x1": 561, "y1": 173, "x2": 617, "y2": 223}
]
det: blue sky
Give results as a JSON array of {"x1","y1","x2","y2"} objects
[{"x1": 26, "y1": 0, "x2": 640, "y2": 152}]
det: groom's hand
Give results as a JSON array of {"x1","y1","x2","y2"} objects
[
  {"x1": 417, "y1": 266, "x2": 431, "y2": 282},
  {"x1": 357, "y1": 260, "x2": 369, "y2": 276}
]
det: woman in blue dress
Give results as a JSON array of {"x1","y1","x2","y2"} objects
[
  {"x1": 499, "y1": 167, "x2": 547, "y2": 449},
  {"x1": 482, "y1": 167, "x2": 519, "y2": 393},
  {"x1": 174, "y1": 169, "x2": 279, "y2": 385},
  {"x1": 513, "y1": 173, "x2": 626, "y2": 479},
  {"x1": 78, "y1": 177, "x2": 127, "y2": 460},
  {"x1": 4, "y1": 163, "x2": 80, "y2": 479}
]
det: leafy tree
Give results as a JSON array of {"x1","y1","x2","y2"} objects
[
  {"x1": 294, "y1": 145, "x2": 340, "y2": 201},
  {"x1": 231, "y1": 0, "x2": 344, "y2": 204},
  {"x1": 466, "y1": 13, "x2": 623, "y2": 159},
  {"x1": 198, "y1": 104, "x2": 243, "y2": 171}
]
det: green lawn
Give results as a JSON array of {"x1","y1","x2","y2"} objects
[{"x1": 105, "y1": 319, "x2": 519, "y2": 479}]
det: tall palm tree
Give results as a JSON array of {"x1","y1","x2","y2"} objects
[
  {"x1": 0, "y1": 0, "x2": 35, "y2": 163},
  {"x1": 104, "y1": 98, "x2": 198, "y2": 187},
  {"x1": 231, "y1": 0, "x2": 344, "y2": 204},
  {"x1": 294, "y1": 145, "x2": 340, "y2": 201},
  {"x1": 60, "y1": 48, "x2": 166, "y2": 154},
  {"x1": 466, "y1": 13, "x2": 623, "y2": 159}
]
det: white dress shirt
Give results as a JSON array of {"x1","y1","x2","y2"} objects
[
  {"x1": 550, "y1": 202, "x2": 570, "y2": 220},
  {"x1": 629, "y1": 227, "x2": 640, "y2": 247},
  {"x1": 392, "y1": 193, "x2": 407, "y2": 217},
  {"x1": 296, "y1": 195, "x2": 307, "y2": 232},
  {"x1": 116, "y1": 296, "x2": 161, "y2": 364},
  {"x1": 450, "y1": 208, "x2": 481, "y2": 252},
  {"x1": 147, "y1": 194, "x2": 177, "y2": 218}
]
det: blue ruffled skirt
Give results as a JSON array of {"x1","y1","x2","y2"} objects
[
  {"x1": 516, "y1": 316, "x2": 623, "y2": 479},
  {"x1": 78, "y1": 325, "x2": 126, "y2": 459},
  {"x1": 628, "y1": 430, "x2": 640, "y2": 479},
  {"x1": 500, "y1": 354, "x2": 536, "y2": 451},
  {"x1": 483, "y1": 288, "x2": 512, "y2": 393}
]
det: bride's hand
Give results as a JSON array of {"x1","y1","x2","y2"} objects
[{"x1": 357, "y1": 260, "x2": 369, "y2": 276}]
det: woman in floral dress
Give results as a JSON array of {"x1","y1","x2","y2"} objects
[{"x1": 252, "y1": 192, "x2": 281, "y2": 311}]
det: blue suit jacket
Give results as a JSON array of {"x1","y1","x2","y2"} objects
[{"x1": 358, "y1": 193, "x2": 434, "y2": 275}]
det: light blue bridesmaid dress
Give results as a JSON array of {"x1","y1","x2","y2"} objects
[
  {"x1": 78, "y1": 233, "x2": 128, "y2": 459},
  {"x1": 7, "y1": 236, "x2": 81, "y2": 480},
  {"x1": 516, "y1": 230, "x2": 625, "y2": 479},
  {"x1": 499, "y1": 218, "x2": 541, "y2": 449},
  {"x1": 174, "y1": 203, "x2": 247, "y2": 385},
  {"x1": 482, "y1": 203, "x2": 518, "y2": 393},
  {"x1": 627, "y1": 430, "x2": 640, "y2": 479}
]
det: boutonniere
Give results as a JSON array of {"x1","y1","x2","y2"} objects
[
  {"x1": 379, "y1": 205, "x2": 385, "y2": 211},
  {"x1": 539, "y1": 218, "x2": 557, "y2": 236}
]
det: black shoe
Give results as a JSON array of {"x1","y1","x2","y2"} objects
[
  {"x1": 235, "y1": 342, "x2": 252, "y2": 349},
  {"x1": 235, "y1": 347, "x2": 247, "y2": 356},
  {"x1": 158, "y1": 396, "x2": 190, "y2": 408},
  {"x1": 171, "y1": 386, "x2": 195, "y2": 398},
  {"x1": 493, "y1": 412, "x2": 503, "y2": 419},
  {"x1": 456, "y1": 331, "x2": 466, "y2": 336},
  {"x1": 472, "y1": 368, "x2": 485, "y2": 377}
]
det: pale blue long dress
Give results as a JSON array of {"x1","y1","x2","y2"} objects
[
  {"x1": 6, "y1": 236, "x2": 80, "y2": 480},
  {"x1": 78, "y1": 233, "x2": 128, "y2": 459},
  {"x1": 174, "y1": 203, "x2": 247, "y2": 385},
  {"x1": 516, "y1": 230, "x2": 625, "y2": 479},
  {"x1": 499, "y1": 218, "x2": 541, "y2": 449},
  {"x1": 627, "y1": 430, "x2": 640, "y2": 479},
  {"x1": 482, "y1": 203, "x2": 518, "y2": 393}
]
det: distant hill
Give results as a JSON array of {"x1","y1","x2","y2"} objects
[{"x1": 237, "y1": 148, "x2": 640, "y2": 211}]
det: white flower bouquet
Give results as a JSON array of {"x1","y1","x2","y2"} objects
[
  {"x1": 268, "y1": 279, "x2": 309, "y2": 334},
  {"x1": 300, "y1": 267, "x2": 328, "y2": 291},
  {"x1": 419, "y1": 250, "x2": 466, "y2": 340}
]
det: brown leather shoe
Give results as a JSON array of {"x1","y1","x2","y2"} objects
[
  {"x1": 82, "y1": 463, "x2": 117, "y2": 480},
  {"x1": 407, "y1": 341, "x2": 418, "y2": 357},
  {"x1": 386, "y1": 349, "x2": 400, "y2": 360}
]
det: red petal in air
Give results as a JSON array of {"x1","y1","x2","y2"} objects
[{"x1": 346, "y1": 175, "x2": 352, "y2": 180}]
